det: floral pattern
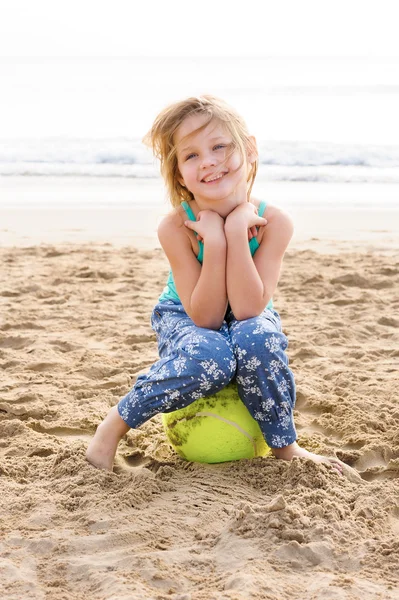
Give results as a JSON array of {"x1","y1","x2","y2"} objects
[{"x1": 117, "y1": 301, "x2": 297, "y2": 448}]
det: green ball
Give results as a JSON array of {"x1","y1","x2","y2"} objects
[{"x1": 162, "y1": 382, "x2": 270, "y2": 463}]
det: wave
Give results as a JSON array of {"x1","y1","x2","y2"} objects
[{"x1": 1, "y1": 138, "x2": 399, "y2": 183}]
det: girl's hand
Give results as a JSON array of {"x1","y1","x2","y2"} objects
[
  {"x1": 184, "y1": 210, "x2": 225, "y2": 243},
  {"x1": 226, "y1": 202, "x2": 267, "y2": 235},
  {"x1": 247, "y1": 225, "x2": 259, "y2": 241}
]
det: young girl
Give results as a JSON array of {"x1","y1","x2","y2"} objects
[{"x1": 86, "y1": 95, "x2": 344, "y2": 475}]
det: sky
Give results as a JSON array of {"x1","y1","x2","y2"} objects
[
  {"x1": 1, "y1": 0, "x2": 398, "y2": 144},
  {"x1": 0, "y1": 0, "x2": 398, "y2": 58}
]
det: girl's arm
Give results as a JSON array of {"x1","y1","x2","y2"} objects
[
  {"x1": 158, "y1": 211, "x2": 228, "y2": 329},
  {"x1": 224, "y1": 204, "x2": 293, "y2": 320}
]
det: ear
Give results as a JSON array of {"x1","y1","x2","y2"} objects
[{"x1": 247, "y1": 135, "x2": 258, "y2": 164}]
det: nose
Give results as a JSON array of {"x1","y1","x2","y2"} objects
[{"x1": 200, "y1": 152, "x2": 217, "y2": 169}]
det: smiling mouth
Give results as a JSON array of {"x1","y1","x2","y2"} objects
[{"x1": 202, "y1": 172, "x2": 227, "y2": 184}]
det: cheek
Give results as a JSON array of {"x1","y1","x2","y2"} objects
[
  {"x1": 180, "y1": 170, "x2": 197, "y2": 192},
  {"x1": 179, "y1": 165, "x2": 191, "y2": 184},
  {"x1": 228, "y1": 154, "x2": 245, "y2": 173},
  {"x1": 183, "y1": 169, "x2": 196, "y2": 186}
]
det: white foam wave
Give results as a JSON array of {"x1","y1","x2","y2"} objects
[{"x1": 1, "y1": 138, "x2": 399, "y2": 183}]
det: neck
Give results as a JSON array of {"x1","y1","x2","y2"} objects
[{"x1": 193, "y1": 193, "x2": 249, "y2": 219}]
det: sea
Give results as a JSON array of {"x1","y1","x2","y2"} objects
[{"x1": 1, "y1": 56, "x2": 399, "y2": 188}]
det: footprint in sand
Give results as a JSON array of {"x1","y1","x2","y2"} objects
[
  {"x1": 1, "y1": 290, "x2": 21, "y2": 297},
  {"x1": 75, "y1": 267, "x2": 98, "y2": 279},
  {"x1": 124, "y1": 332, "x2": 156, "y2": 345},
  {"x1": 28, "y1": 424, "x2": 92, "y2": 444},
  {"x1": 0, "y1": 399, "x2": 49, "y2": 420},
  {"x1": 0, "y1": 335, "x2": 34, "y2": 350},
  {"x1": 49, "y1": 340, "x2": 80, "y2": 353},
  {"x1": 328, "y1": 298, "x2": 358, "y2": 306},
  {"x1": 43, "y1": 249, "x2": 65, "y2": 258},
  {"x1": 292, "y1": 347, "x2": 324, "y2": 361},
  {"x1": 389, "y1": 508, "x2": 399, "y2": 536},
  {"x1": 122, "y1": 452, "x2": 151, "y2": 469},
  {"x1": 40, "y1": 297, "x2": 68, "y2": 305},
  {"x1": 341, "y1": 439, "x2": 366, "y2": 450},
  {"x1": 354, "y1": 447, "x2": 399, "y2": 481},
  {"x1": 1, "y1": 359, "x2": 22, "y2": 370},
  {"x1": 331, "y1": 273, "x2": 370, "y2": 288},
  {"x1": 377, "y1": 316, "x2": 399, "y2": 328},
  {"x1": 1, "y1": 322, "x2": 45, "y2": 331},
  {"x1": 331, "y1": 273, "x2": 394, "y2": 290},
  {"x1": 294, "y1": 390, "x2": 335, "y2": 417},
  {"x1": 378, "y1": 266, "x2": 399, "y2": 276},
  {"x1": 26, "y1": 361, "x2": 67, "y2": 372}
]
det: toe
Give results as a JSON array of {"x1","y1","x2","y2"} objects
[{"x1": 327, "y1": 458, "x2": 344, "y2": 476}]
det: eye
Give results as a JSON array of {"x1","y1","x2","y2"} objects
[
  {"x1": 214, "y1": 144, "x2": 226, "y2": 150},
  {"x1": 185, "y1": 153, "x2": 196, "y2": 161}
]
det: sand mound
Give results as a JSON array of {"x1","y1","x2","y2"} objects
[{"x1": 1, "y1": 244, "x2": 398, "y2": 599}]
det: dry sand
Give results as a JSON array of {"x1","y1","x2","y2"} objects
[{"x1": 0, "y1": 241, "x2": 398, "y2": 599}]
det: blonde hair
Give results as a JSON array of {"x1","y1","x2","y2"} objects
[{"x1": 143, "y1": 95, "x2": 258, "y2": 208}]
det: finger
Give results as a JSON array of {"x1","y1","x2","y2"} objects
[
  {"x1": 184, "y1": 220, "x2": 200, "y2": 232},
  {"x1": 184, "y1": 222, "x2": 203, "y2": 239}
]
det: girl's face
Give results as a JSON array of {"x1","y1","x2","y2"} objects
[{"x1": 175, "y1": 114, "x2": 256, "y2": 212}]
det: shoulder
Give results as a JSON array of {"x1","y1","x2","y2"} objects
[
  {"x1": 251, "y1": 198, "x2": 294, "y2": 246},
  {"x1": 157, "y1": 206, "x2": 186, "y2": 243},
  {"x1": 157, "y1": 206, "x2": 196, "y2": 260},
  {"x1": 265, "y1": 205, "x2": 294, "y2": 235},
  {"x1": 251, "y1": 197, "x2": 292, "y2": 226}
]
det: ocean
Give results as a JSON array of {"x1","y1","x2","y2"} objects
[{"x1": 1, "y1": 56, "x2": 399, "y2": 187}]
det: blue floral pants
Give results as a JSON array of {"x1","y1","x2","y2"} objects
[{"x1": 118, "y1": 300, "x2": 297, "y2": 448}]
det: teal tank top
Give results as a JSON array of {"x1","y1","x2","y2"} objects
[{"x1": 159, "y1": 200, "x2": 273, "y2": 310}]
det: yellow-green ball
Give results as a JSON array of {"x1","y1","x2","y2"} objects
[{"x1": 162, "y1": 383, "x2": 270, "y2": 463}]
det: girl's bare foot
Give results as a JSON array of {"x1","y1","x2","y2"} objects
[
  {"x1": 86, "y1": 406, "x2": 130, "y2": 471},
  {"x1": 272, "y1": 441, "x2": 345, "y2": 476}
]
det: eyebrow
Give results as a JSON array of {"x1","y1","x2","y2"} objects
[{"x1": 178, "y1": 136, "x2": 227, "y2": 155}]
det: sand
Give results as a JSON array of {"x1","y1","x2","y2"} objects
[
  {"x1": 1, "y1": 177, "x2": 399, "y2": 252},
  {"x1": 0, "y1": 235, "x2": 398, "y2": 600}
]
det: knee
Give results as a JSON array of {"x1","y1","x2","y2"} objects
[
  {"x1": 181, "y1": 331, "x2": 236, "y2": 381},
  {"x1": 262, "y1": 330, "x2": 289, "y2": 356},
  {"x1": 232, "y1": 317, "x2": 288, "y2": 360}
]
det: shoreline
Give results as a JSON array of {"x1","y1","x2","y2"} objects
[{"x1": 1, "y1": 176, "x2": 398, "y2": 253}]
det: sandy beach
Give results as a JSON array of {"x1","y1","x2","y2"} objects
[{"x1": 1, "y1": 178, "x2": 398, "y2": 599}]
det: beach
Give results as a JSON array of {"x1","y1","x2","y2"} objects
[
  {"x1": 1, "y1": 177, "x2": 399, "y2": 599},
  {"x1": 1, "y1": 176, "x2": 399, "y2": 251}
]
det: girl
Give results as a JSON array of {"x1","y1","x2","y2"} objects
[{"x1": 86, "y1": 95, "x2": 344, "y2": 475}]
